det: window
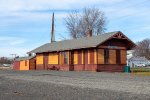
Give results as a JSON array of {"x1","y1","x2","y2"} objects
[
  {"x1": 98, "y1": 49, "x2": 122, "y2": 64},
  {"x1": 60, "y1": 52, "x2": 68, "y2": 64},
  {"x1": 36, "y1": 54, "x2": 43, "y2": 64},
  {"x1": 104, "y1": 49, "x2": 109, "y2": 64},
  {"x1": 73, "y1": 51, "x2": 78, "y2": 64},
  {"x1": 98, "y1": 49, "x2": 104, "y2": 64},
  {"x1": 64, "y1": 52, "x2": 68, "y2": 64},
  {"x1": 120, "y1": 50, "x2": 126, "y2": 64},
  {"x1": 109, "y1": 50, "x2": 116, "y2": 64},
  {"x1": 48, "y1": 53, "x2": 58, "y2": 64}
]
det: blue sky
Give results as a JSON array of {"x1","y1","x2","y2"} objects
[{"x1": 0, "y1": 0, "x2": 150, "y2": 57}]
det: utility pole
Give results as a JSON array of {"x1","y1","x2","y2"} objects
[
  {"x1": 10, "y1": 54, "x2": 17, "y2": 59},
  {"x1": 10, "y1": 54, "x2": 17, "y2": 64}
]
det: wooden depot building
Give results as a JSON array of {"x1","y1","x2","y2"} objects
[
  {"x1": 28, "y1": 31, "x2": 135, "y2": 72},
  {"x1": 13, "y1": 56, "x2": 36, "y2": 70}
]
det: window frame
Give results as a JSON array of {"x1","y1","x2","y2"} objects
[{"x1": 61, "y1": 51, "x2": 68, "y2": 64}]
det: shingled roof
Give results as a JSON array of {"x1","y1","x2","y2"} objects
[
  {"x1": 29, "y1": 31, "x2": 133, "y2": 53},
  {"x1": 15, "y1": 56, "x2": 35, "y2": 61}
]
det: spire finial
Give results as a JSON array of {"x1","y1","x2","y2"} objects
[{"x1": 51, "y1": 12, "x2": 55, "y2": 43}]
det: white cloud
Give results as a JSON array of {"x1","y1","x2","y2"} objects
[
  {"x1": 0, "y1": 47, "x2": 29, "y2": 57},
  {"x1": 0, "y1": 0, "x2": 150, "y2": 57},
  {"x1": 10, "y1": 40, "x2": 26, "y2": 45},
  {"x1": 0, "y1": 36, "x2": 26, "y2": 46},
  {"x1": 0, "y1": 0, "x2": 149, "y2": 22},
  {"x1": 0, "y1": 0, "x2": 125, "y2": 12},
  {"x1": 104, "y1": 4, "x2": 150, "y2": 21}
]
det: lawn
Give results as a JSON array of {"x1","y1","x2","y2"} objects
[{"x1": 131, "y1": 67, "x2": 150, "y2": 76}]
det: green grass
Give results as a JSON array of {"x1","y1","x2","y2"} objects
[
  {"x1": 131, "y1": 68, "x2": 150, "y2": 76},
  {"x1": 131, "y1": 67, "x2": 150, "y2": 72}
]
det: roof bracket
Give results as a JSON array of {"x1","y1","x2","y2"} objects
[{"x1": 113, "y1": 33, "x2": 127, "y2": 39}]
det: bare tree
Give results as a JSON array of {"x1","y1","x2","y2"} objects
[
  {"x1": 0, "y1": 57, "x2": 12, "y2": 64},
  {"x1": 133, "y1": 39, "x2": 150, "y2": 60},
  {"x1": 65, "y1": 8, "x2": 106, "y2": 38}
]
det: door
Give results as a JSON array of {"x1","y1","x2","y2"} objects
[{"x1": 44, "y1": 53, "x2": 48, "y2": 70}]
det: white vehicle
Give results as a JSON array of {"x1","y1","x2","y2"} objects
[
  {"x1": 136, "y1": 63, "x2": 146, "y2": 67},
  {"x1": 3, "y1": 64, "x2": 11, "y2": 67}
]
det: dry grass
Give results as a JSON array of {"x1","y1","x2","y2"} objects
[
  {"x1": 132, "y1": 72, "x2": 150, "y2": 76},
  {"x1": 0, "y1": 67, "x2": 11, "y2": 70}
]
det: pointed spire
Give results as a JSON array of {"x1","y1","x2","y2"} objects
[{"x1": 51, "y1": 12, "x2": 55, "y2": 43}]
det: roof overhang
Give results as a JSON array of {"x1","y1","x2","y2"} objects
[{"x1": 96, "y1": 31, "x2": 136, "y2": 50}]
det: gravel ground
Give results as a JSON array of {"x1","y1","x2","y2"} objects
[{"x1": 0, "y1": 70, "x2": 150, "y2": 100}]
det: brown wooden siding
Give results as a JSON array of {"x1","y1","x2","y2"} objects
[
  {"x1": 36, "y1": 64, "x2": 44, "y2": 70},
  {"x1": 69, "y1": 51, "x2": 72, "y2": 65},
  {"x1": 99, "y1": 46, "x2": 126, "y2": 49},
  {"x1": 100, "y1": 38, "x2": 127, "y2": 47},
  {"x1": 84, "y1": 64, "x2": 97, "y2": 71},
  {"x1": 13, "y1": 61, "x2": 20, "y2": 70},
  {"x1": 70, "y1": 51, "x2": 74, "y2": 65},
  {"x1": 90, "y1": 49, "x2": 94, "y2": 64},
  {"x1": 97, "y1": 64, "x2": 125, "y2": 72},
  {"x1": 84, "y1": 50, "x2": 88, "y2": 65},
  {"x1": 88, "y1": 50, "x2": 90, "y2": 64}
]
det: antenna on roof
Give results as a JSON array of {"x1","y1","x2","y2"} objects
[{"x1": 51, "y1": 12, "x2": 55, "y2": 43}]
